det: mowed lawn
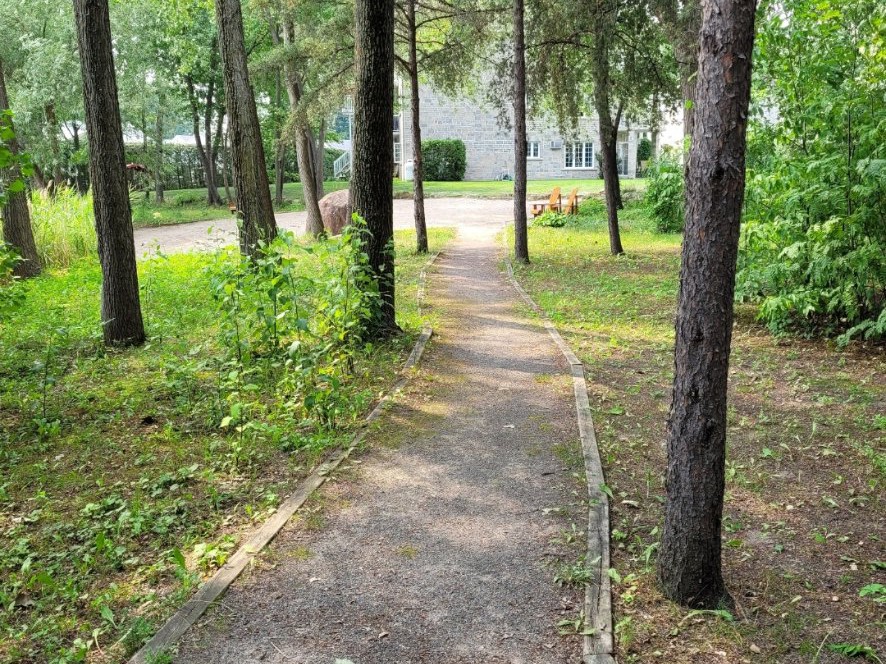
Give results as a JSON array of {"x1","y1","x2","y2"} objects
[
  {"x1": 0, "y1": 228, "x2": 455, "y2": 664},
  {"x1": 508, "y1": 213, "x2": 885, "y2": 663},
  {"x1": 132, "y1": 178, "x2": 648, "y2": 227}
]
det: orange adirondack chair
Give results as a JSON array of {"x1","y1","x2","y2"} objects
[
  {"x1": 563, "y1": 188, "x2": 580, "y2": 215},
  {"x1": 530, "y1": 186, "x2": 562, "y2": 217}
]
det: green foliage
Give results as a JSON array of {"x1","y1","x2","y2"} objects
[
  {"x1": 827, "y1": 643, "x2": 881, "y2": 661},
  {"x1": 421, "y1": 139, "x2": 466, "y2": 181},
  {"x1": 532, "y1": 211, "x2": 568, "y2": 228},
  {"x1": 28, "y1": 187, "x2": 97, "y2": 267},
  {"x1": 735, "y1": 0, "x2": 885, "y2": 342},
  {"x1": 643, "y1": 155, "x2": 684, "y2": 233},
  {"x1": 0, "y1": 243, "x2": 24, "y2": 315},
  {"x1": 637, "y1": 137, "x2": 653, "y2": 162}
]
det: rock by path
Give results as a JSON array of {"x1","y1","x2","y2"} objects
[
  {"x1": 133, "y1": 198, "x2": 518, "y2": 255},
  {"x1": 174, "y1": 222, "x2": 585, "y2": 663}
]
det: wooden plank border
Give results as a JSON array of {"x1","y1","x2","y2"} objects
[
  {"x1": 505, "y1": 260, "x2": 615, "y2": 664},
  {"x1": 128, "y1": 250, "x2": 443, "y2": 664}
]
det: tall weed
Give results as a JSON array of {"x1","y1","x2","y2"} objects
[{"x1": 29, "y1": 187, "x2": 96, "y2": 267}]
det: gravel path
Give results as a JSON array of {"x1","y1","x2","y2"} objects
[
  {"x1": 133, "y1": 198, "x2": 518, "y2": 255},
  {"x1": 175, "y1": 222, "x2": 584, "y2": 663}
]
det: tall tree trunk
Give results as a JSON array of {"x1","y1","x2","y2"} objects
[
  {"x1": 613, "y1": 101, "x2": 624, "y2": 210},
  {"x1": 73, "y1": 0, "x2": 145, "y2": 347},
  {"x1": 273, "y1": 70, "x2": 285, "y2": 206},
  {"x1": 590, "y1": 9, "x2": 624, "y2": 256},
  {"x1": 512, "y1": 0, "x2": 529, "y2": 263},
  {"x1": 44, "y1": 102, "x2": 64, "y2": 191},
  {"x1": 314, "y1": 118, "x2": 325, "y2": 200},
  {"x1": 186, "y1": 74, "x2": 223, "y2": 206},
  {"x1": 281, "y1": 21, "x2": 323, "y2": 236},
  {"x1": 154, "y1": 90, "x2": 165, "y2": 203},
  {"x1": 211, "y1": 104, "x2": 226, "y2": 202},
  {"x1": 658, "y1": 0, "x2": 756, "y2": 609},
  {"x1": 222, "y1": 125, "x2": 232, "y2": 203},
  {"x1": 216, "y1": 0, "x2": 277, "y2": 254},
  {"x1": 141, "y1": 108, "x2": 149, "y2": 200},
  {"x1": 0, "y1": 59, "x2": 41, "y2": 278},
  {"x1": 353, "y1": 0, "x2": 397, "y2": 334},
  {"x1": 407, "y1": 0, "x2": 428, "y2": 254}
]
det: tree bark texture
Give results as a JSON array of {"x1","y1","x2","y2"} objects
[
  {"x1": 273, "y1": 71, "x2": 285, "y2": 206},
  {"x1": 282, "y1": 21, "x2": 323, "y2": 237},
  {"x1": 512, "y1": 0, "x2": 529, "y2": 263},
  {"x1": 590, "y1": 7, "x2": 624, "y2": 256},
  {"x1": 73, "y1": 0, "x2": 145, "y2": 346},
  {"x1": 314, "y1": 118, "x2": 325, "y2": 200},
  {"x1": 186, "y1": 71, "x2": 224, "y2": 206},
  {"x1": 154, "y1": 89, "x2": 165, "y2": 203},
  {"x1": 0, "y1": 59, "x2": 41, "y2": 278},
  {"x1": 407, "y1": 0, "x2": 428, "y2": 254},
  {"x1": 352, "y1": 0, "x2": 397, "y2": 333},
  {"x1": 215, "y1": 0, "x2": 278, "y2": 255},
  {"x1": 658, "y1": 0, "x2": 756, "y2": 609}
]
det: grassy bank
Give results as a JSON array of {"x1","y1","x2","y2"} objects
[
  {"x1": 0, "y1": 227, "x2": 455, "y2": 664},
  {"x1": 131, "y1": 178, "x2": 647, "y2": 228},
  {"x1": 507, "y1": 209, "x2": 885, "y2": 663}
]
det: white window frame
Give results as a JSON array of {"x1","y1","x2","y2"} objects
[
  {"x1": 527, "y1": 141, "x2": 541, "y2": 159},
  {"x1": 564, "y1": 141, "x2": 594, "y2": 169}
]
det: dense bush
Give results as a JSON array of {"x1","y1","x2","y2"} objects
[
  {"x1": 735, "y1": 0, "x2": 885, "y2": 343},
  {"x1": 644, "y1": 155, "x2": 684, "y2": 233},
  {"x1": 637, "y1": 137, "x2": 653, "y2": 163},
  {"x1": 422, "y1": 139, "x2": 466, "y2": 181},
  {"x1": 532, "y1": 211, "x2": 568, "y2": 228},
  {"x1": 209, "y1": 222, "x2": 378, "y2": 430}
]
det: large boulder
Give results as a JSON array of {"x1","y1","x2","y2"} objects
[{"x1": 319, "y1": 189, "x2": 351, "y2": 235}]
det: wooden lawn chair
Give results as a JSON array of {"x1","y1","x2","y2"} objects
[
  {"x1": 530, "y1": 186, "x2": 562, "y2": 217},
  {"x1": 563, "y1": 188, "x2": 580, "y2": 215}
]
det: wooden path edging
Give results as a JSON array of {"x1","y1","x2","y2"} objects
[
  {"x1": 505, "y1": 261, "x2": 616, "y2": 664},
  {"x1": 128, "y1": 251, "x2": 442, "y2": 664}
]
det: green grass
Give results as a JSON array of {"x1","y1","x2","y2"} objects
[
  {"x1": 132, "y1": 178, "x2": 647, "y2": 228},
  {"x1": 0, "y1": 227, "x2": 454, "y2": 664},
  {"x1": 508, "y1": 208, "x2": 885, "y2": 663}
]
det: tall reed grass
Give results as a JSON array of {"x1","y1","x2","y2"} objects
[{"x1": 28, "y1": 188, "x2": 97, "y2": 267}]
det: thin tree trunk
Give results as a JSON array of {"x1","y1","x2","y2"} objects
[
  {"x1": 613, "y1": 101, "x2": 624, "y2": 210},
  {"x1": 186, "y1": 77, "x2": 223, "y2": 206},
  {"x1": 222, "y1": 125, "x2": 232, "y2": 203},
  {"x1": 512, "y1": 0, "x2": 529, "y2": 263},
  {"x1": 216, "y1": 0, "x2": 277, "y2": 255},
  {"x1": 314, "y1": 118, "x2": 325, "y2": 200},
  {"x1": 282, "y1": 20, "x2": 323, "y2": 236},
  {"x1": 0, "y1": 59, "x2": 41, "y2": 278},
  {"x1": 211, "y1": 104, "x2": 226, "y2": 202},
  {"x1": 590, "y1": 8, "x2": 624, "y2": 256},
  {"x1": 73, "y1": 0, "x2": 145, "y2": 346},
  {"x1": 658, "y1": 0, "x2": 756, "y2": 609},
  {"x1": 154, "y1": 89, "x2": 165, "y2": 203},
  {"x1": 273, "y1": 70, "x2": 285, "y2": 206},
  {"x1": 44, "y1": 102, "x2": 64, "y2": 191},
  {"x1": 353, "y1": 0, "x2": 397, "y2": 334},
  {"x1": 407, "y1": 0, "x2": 428, "y2": 254}
]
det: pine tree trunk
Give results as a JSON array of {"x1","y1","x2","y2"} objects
[
  {"x1": 216, "y1": 0, "x2": 277, "y2": 255},
  {"x1": 591, "y1": 16, "x2": 624, "y2": 256},
  {"x1": 314, "y1": 118, "x2": 325, "y2": 200},
  {"x1": 282, "y1": 21, "x2": 323, "y2": 236},
  {"x1": 154, "y1": 90, "x2": 165, "y2": 204},
  {"x1": 73, "y1": 0, "x2": 145, "y2": 346},
  {"x1": 512, "y1": 0, "x2": 529, "y2": 263},
  {"x1": 273, "y1": 71, "x2": 285, "y2": 206},
  {"x1": 0, "y1": 59, "x2": 41, "y2": 278},
  {"x1": 353, "y1": 0, "x2": 397, "y2": 334},
  {"x1": 407, "y1": 0, "x2": 428, "y2": 254},
  {"x1": 658, "y1": 0, "x2": 756, "y2": 610}
]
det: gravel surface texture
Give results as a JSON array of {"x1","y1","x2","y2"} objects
[
  {"x1": 175, "y1": 222, "x2": 585, "y2": 664},
  {"x1": 133, "y1": 198, "x2": 519, "y2": 254}
]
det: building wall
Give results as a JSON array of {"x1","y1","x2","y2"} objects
[{"x1": 401, "y1": 83, "x2": 641, "y2": 181}]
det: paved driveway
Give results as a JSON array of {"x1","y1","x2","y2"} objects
[{"x1": 133, "y1": 197, "x2": 520, "y2": 255}]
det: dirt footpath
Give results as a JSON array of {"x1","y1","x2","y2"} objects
[
  {"x1": 173, "y1": 222, "x2": 586, "y2": 663},
  {"x1": 133, "y1": 198, "x2": 517, "y2": 255}
]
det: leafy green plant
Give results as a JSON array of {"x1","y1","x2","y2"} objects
[
  {"x1": 532, "y1": 211, "x2": 568, "y2": 228},
  {"x1": 29, "y1": 187, "x2": 97, "y2": 267},
  {"x1": 643, "y1": 154, "x2": 684, "y2": 233},
  {"x1": 828, "y1": 643, "x2": 882, "y2": 662}
]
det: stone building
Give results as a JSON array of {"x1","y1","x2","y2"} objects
[{"x1": 396, "y1": 82, "x2": 648, "y2": 181}]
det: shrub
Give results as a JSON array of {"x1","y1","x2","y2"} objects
[
  {"x1": 422, "y1": 139, "x2": 466, "y2": 181},
  {"x1": 29, "y1": 187, "x2": 97, "y2": 267},
  {"x1": 637, "y1": 137, "x2": 653, "y2": 162},
  {"x1": 532, "y1": 211, "x2": 568, "y2": 228},
  {"x1": 644, "y1": 156, "x2": 684, "y2": 233}
]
